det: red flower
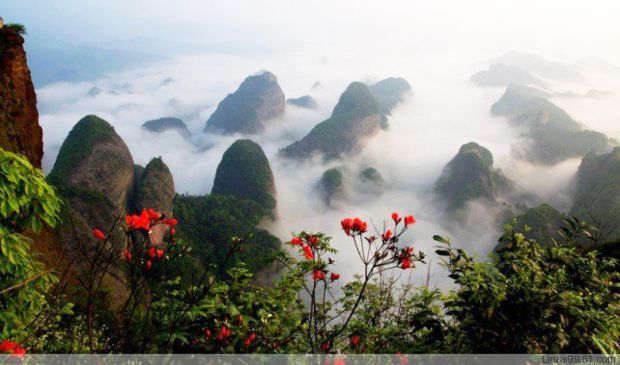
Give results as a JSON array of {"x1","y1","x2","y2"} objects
[
  {"x1": 204, "y1": 329, "x2": 212, "y2": 338},
  {"x1": 404, "y1": 215, "x2": 416, "y2": 226},
  {"x1": 351, "y1": 335, "x2": 360, "y2": 346},
  {"x1": 145, "y1": 260, "x2": 152, "y2": 271},
  {"x1": 163, "y1": 218, "x2": 178, "y2": 226},
  {"x1": 156, "y1": 249, "x2": 164, "y2": 259},
  {"x1": 218, "y1": 326, "x2": 231, "y2": 340},
  {"x1": 0, "y1": 340, "x2": 26, "y2": 358},
  {"x1": 303, "y1": 245, "x2": 314, "y2": 260},
  {"x1": 291, "y1": 237, "x2": 303, "y2": 246},
  {"x1": 382, "y1": 229, "x2": 393, "y2": 241},
  {"x1": 244, "y1": 332, "x2": 256, "y2": 346},
  {"x1": 400, "y1": 258, "x2": 412, "y2": 269},
  {"x1": 93, "y1": 228, "x2": 106, "y2": 241},
  {"x1": 320, "y1": 342, "x2": 331, "y2": 352},
  {"x1": 407, "y1": 246, "x2": 414, "y2": 255},
  {"x1": 313, "y1": 270, "x2": 325, "y2": 281},
  {"x1": 146, "y1": 208, "x2": 161, "y2": 220},
  {"x1": 308, "y1": 235, "x2": 319, "y2": 246},
  {"x1": 341, "y1": 218, "x2": 353, "y2": 235},
  {"x1": 126, "y1": 209, "x2": 151, "y2": 231},
  {"x1": 147, "y1": 246, "x2": 157, "y2": 258},
  {"x1": 330, "y1": 272, "x2": 340, "y2": 281},
  {"x1": 352, "y1": 218, "x2": 368, "y2": 233},
  {"x1": 123, "y1": 249, "x2": 132, "y2": 262},
  {"x1": 392, "y1": 212, "x2": 402, "y2": 224},
  {"x1": 170, "y1": 228, "x2": 176, "y2": 236}
]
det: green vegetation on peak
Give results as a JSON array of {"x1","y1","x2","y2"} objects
[
  {"x1": 436, "y1": 142, "x2": 513, "y2": 212},
  {"x1": 331, "y1": 82, "x2": 380, "y2": 119},
  {"x1": 48, "y1": 115, "x2": 116, "y2": 186},
  {"x1": 204, "y1": 71, "x2": 285, "y2": 134},
  {"x1": 173, "y1": 193, "x2": 281, "y2": 276},
  {"x1": 212, "y1": 139, "x2": 276, "y2": 216},
  {"x1": 507, "y1": 203, "x2": 565, "y2": 246},
  {"x1": 280, "y1": 82, "x2": 381, "y2": 160},
  {"x1": 319, "y1": 167, "x2": 345, "y2": 206}
]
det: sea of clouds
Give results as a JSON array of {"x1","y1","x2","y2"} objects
[{"x1": 35, "y1": 44, "x2": 620, "y2": 288}]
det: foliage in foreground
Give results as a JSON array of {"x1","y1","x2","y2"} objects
[{"x1": 0, "y1": 149, "x2": 618, "y2": 355}]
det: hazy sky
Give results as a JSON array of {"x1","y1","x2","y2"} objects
[{"x1": 4, "y1": 0, "x2": 620, "y2": 63}]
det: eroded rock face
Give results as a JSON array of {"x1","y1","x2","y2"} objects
[
  {"x1": 0, "y1": 28, "x2": 43, "y2": 167},
  {"x1": 204, "y1": 71, "x2": 285, "y2": 134},
  {"x1": 212, "y1": 139, "x2": 277, "y2": 216},
  {"x1": 280, "y1": 82, "x2": 381, "y2": 160},
  {"x1": 49, "y1": 115, "x2": 135, "y2": 230},
  {"x1": 135, "y1": 157, "x2": 175, "y2": 217}
]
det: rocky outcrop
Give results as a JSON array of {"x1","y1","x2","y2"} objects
[
  {"x1": 134, "y1": 157, "x2": 175, "y2": 217},
  {"x1": 435, "y1": 142, "x2": 515, "y2": 213},
  {"x1": 492, "y1": 84, "x2": 616, "y2": 164},
  {"x1": 142, "y1": 117, "x2": 191, "y2": 138},
  {"x1": 212, "y1": 139, "x2": 277, "y2": 216},
  {"x1": 204, "y1": 71, "x2": 285, "y2": 134},
  {"x1": 0, "y1": 27, "x2": 43, "y2": 167},
  {"x1": 571, "y1": 148, "x2": 620, "y2": 242},
  {"x1": 287, "y1": 95, "x2": 318, "y2": 109},
  {"x1": 48, "y1": 115, "x2": 135, "y2": 230},
  {"x1": 471, "y1": 63, "x2": 547, "y2": 88},
  {"x1": 280, "y1": 82, "x2": 381, "y2": 160}
]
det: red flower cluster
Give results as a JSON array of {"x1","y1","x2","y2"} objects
[
  {"x1": 93, "y1": 228, "x2": 106, "y2": 241},
  {"x1": 290, "y1": 237, "x2": 302, "y2": 246},
  {"x1": 313, "y1": 270, "x2": 325, "y2": 281},
  {"x1": 399, "y1": 246, "x2": 415, "y2": 269},
  {"x1": 147, "y1": 246, "x2": 165, "y2": 259},
  {"x1": 123, "y1": 249, "x2": 132, "y2": 262},
  {"x1": 126, "y1": 209, "x2": 151, "y2": 231},
  {"x1": 330, "y1": 272, "x2": 340, "y2": 281},
  {"x1": 0, "y1": 340, "x2": 26, "y2": 358},
  {"x1": 303, "y1": 245, "x2": 314, "y2": 260},
  {"x1": 350, "y1": 335, "x2": 360, "y2": 346},
  {"x1": 382, "y1": 229, "x2": 393, "y2": 241},
  {"x1": 341, "y1": 217, "x2": 368, "y2": 235},
  {"x1": 216, "y1": 326, "x2": 231, "y2": 341},
  {"x1": 244, "y1": 332, "x2": 256, "y2": 346}
]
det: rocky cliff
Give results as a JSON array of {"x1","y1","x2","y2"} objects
[
  {"x1": 204, "y1": 71, "x2": 285, "y2": 134},
  {"x1": 134, "y1": 157, "x2": 175, "y2": 216},
  {"x1": 211, "y1": 139, "x2": 277, "y2": 216},
  {"x1": 0, "y1": 27, "x2": 43, "y2": 167},
  {"x1": 280, "y1": 82, "x2": 381, "y2": 160},
  {"x1": 48, "y1": 115, "x2": 135, "y2": 230}
]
